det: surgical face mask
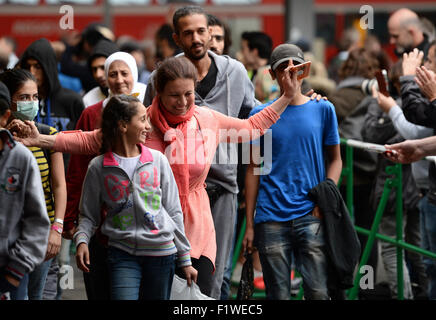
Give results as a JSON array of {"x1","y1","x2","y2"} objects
[{"x1": 13, "y1": 100, "x2": 39, "y2": 121}]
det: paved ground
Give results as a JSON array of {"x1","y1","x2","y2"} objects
[
  {"x1": 58, "y1": 253, "x2": 87, "y2": 300},
  {"x1": 57, "y1": 242, "x2": 391, "y2": 300}
]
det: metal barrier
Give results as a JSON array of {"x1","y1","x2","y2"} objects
[
  {"x1": 340, "y1": 138, "x2": 436, "y2": 300},
  {"x1": 230, "y1": 137, "x2": 436, "y2": 300}
]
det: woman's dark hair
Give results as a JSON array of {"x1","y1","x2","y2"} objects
[
  {"x1": 338, "y1": 48, "x2": 379, "y2": 80},
  {"x1": 389, "y1": 59, "x2": 403, "y2": 96},
  {"x1": 154, "y1": 56, "x2": 197, "y2": 93},
  {"x1": 100, "y1": 94, "x2": 141, "y2": 154},
  {"x1": 0, "y1": 68, "x2": 36, "y2": 97}
]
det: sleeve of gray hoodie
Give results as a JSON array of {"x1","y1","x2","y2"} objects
[
  {"x1": 158, "y1": 153, "x2": 192, "y2": 268},
  {"x1": 238, "y1": 62, "x2": 261, "y2": 119},
  {"x1": 388, "y1": 105, "x2": 434, "y2": 140},
  {"x1": 74, "y1": 159, "x2": 102, "y2": 247},
  {"x1": 143, "y1": 70, "x2": 157, "y2": 107},
  {"x1": 7, "y1": 149, "x2": 50, "y2": 280}
]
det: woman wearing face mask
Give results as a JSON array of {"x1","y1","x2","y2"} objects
[
  {"x1": 0, "y1": 69, "x2": 67, "y2": 300},
  {"x1": 64, "y1": 51, "x2": 147, "y2": 300}
]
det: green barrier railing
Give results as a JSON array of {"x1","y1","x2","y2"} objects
[
  {"x1": 341, "y1": 138, "x2": 436, "y2": 300},
  {"x1": 230, "y1": 137, "x2": 436, "y2": 300}
]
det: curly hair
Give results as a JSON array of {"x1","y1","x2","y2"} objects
[
  {"x1": 100, "y1": 94, "x2": 141, "y2": 154},
  {"x1": 338, "y1": 48, "x2": 379, "y2": 80}
]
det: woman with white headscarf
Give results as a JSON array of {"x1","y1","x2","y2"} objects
[
  {"x1": 64, "y1": 52, "x2": 147, "y2": 300},
  {"x1": 102, "y1": 51, "x2": 147, "y2": 107}
]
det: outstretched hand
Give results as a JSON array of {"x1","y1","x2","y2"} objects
[
  {"x1": 384, "y1": 140, "x2": 421, "y2": 164},
  {"x1": 6, "y1": 119, "x2": 31, "y2": 137},
  {"x1": 10, "y1": 120, "x2": 40, "y2": 147}
]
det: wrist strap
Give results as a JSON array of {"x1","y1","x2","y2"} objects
[
  {"x1": 51, "y1": 224, "x2": 63, "y2": 234},
  {"x1": 54, "y1": 218, "x2": 64, "y2": 225}
]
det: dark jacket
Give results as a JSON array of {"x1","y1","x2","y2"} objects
[
  {"x1": 400, "y1": 75, "x2": 436, "y2": 205},
  {"x1": 361, "y1": 97, "x2": 420, "y2": 213},
  {"x1": 20, "y1": 38, "x2": 84, "y2": 132},
  {"x1": 329, "y1": 78, "x2": 378, "y2": 185},
  {"x1": 308, "y1": 179, "x2": 361, "y2": 290}
]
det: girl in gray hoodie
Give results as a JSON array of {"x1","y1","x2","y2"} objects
[{"x1": 74, "y1": 95, "x2": 197, "y2": 300}]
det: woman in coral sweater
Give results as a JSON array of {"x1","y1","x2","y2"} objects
[{"x1": 15, "y1": 56, "x2": 298, "y2": 296}]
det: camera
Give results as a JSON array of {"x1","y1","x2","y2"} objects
[
  {"x1": 361, "y1": 70, "x2": 389, "y2": 95},
  {"x1": 361, "y1": 78, "x2": 379, "y2": 95}
]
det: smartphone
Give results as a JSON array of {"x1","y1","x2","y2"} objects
[
  {"x1": 375, "y1": 69, "x2": 389, "y2": 96},
  {"x1": 290, "y1": 61, "x2": 311, "y2": 80}
]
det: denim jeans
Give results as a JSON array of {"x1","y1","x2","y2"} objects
[
  {"x1": 254, "y1": 214, "x2": 329, "y2": 300},
  {"x1": 107, "y1": 246, "x2": 175, "y2": 300},
  {"x1": 10, "y1": 273, "x2": 28, "y2": 300},
  {"x1": 419, "y1": 195, "x2": 436, "y2": 300},
  {"x1": 379, "y1": 213, "x2": 414, "y2": 299},
  {"x1": 42, "y1": 258, "x2": 59, "y2": 299},
  {"x1": 27, "y1": 258, "x2": 52, "y2": 300}
]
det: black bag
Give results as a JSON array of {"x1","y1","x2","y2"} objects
[
  {"x1": 206, "y1": 183, "x2": 226, "y2": 209},
  {"x1": 236, "y1": 252, "x2": 254, "y2": 300}
]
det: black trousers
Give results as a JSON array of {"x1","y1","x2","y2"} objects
[{"x1": 82, "y1": 235, "x2": 111, "y2": 300}]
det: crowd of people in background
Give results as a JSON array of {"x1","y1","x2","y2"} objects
[{"x1": 0, "y1": 4, "x2": 436, "y2": 301}]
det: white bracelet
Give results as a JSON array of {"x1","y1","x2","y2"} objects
[{"x1": 54, "y1": 218, "x2": 64, "y2": 225}]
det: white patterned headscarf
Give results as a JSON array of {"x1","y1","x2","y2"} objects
[{"x1": 103, "y1": 51, "x2": 146, "y2": 107}]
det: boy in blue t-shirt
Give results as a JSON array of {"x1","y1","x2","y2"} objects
[{"x1": 242, "y1": 44, "x2": 342, "y2": 300}]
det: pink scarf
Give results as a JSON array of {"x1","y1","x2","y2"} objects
[{"x1": 148, "y1": 96, "x2": 196, "y2": 214}]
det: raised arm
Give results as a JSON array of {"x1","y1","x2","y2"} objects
[
  {"x1": 12, "y1": 120, "x2": 102, "y2": 155},
  {"x1": 54, "y1": 130, "x2": 102, "y2": 155}
]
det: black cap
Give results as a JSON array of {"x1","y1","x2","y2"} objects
[
  {"x1": 270, "y1": 44, "x2": 305, "y2": 71},
  {"x1": 0, "y1": 81, "x2": 11, "y2": 105}
]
